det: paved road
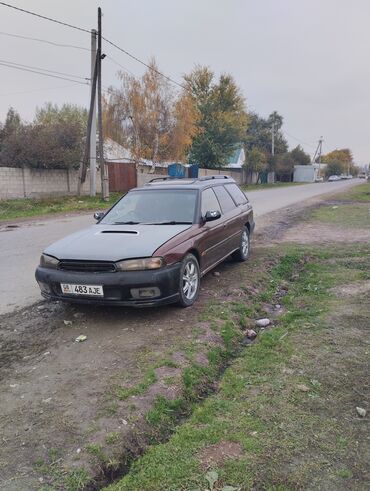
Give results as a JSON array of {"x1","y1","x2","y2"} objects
[{"x1": 0, "y1": 179, "x2": 360, "y2": 315}]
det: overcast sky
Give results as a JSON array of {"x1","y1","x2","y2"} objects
[{"x1": 0, "y1": 0, "x2": 369, "y2": 164}]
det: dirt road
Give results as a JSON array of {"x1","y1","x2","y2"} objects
[{"x1": 0, "y1": 179, "x2": 360, "y2": 315}]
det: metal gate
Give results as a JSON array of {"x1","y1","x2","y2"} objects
[{"x1": 108, "y1": 162, "x2": 137, "y2": 193}]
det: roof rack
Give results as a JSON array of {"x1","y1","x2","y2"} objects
[
  {"x1": 148, "y1": 176, "x2": 182, "y2": 183},
  {"x1": 198, "y1": 175, "x2": 232, "y2": 181}
]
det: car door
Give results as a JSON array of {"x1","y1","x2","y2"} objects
[
  {"x1": 198, "y1": 187, "x2": 227, "y2": 273},
  {"x1": 213, "y1": 185, "x2": 241, "y2": 254}
]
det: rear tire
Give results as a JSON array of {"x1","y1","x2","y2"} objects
[
  {"x1": 232, "y1": 227, "x2": 250, "y2": 262},
  {"x1": 177, "y1": 254, "x2": 200, "y2": 307}
]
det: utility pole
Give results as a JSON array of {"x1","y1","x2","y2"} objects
[
  {"x1": 97, "y1": 7, "x2": 109, "y2": 200},
  {"x1": 89, "y1": 29, "x2": 97, "y2": 196},
  {"x1": 77, "y1": 52, "x2": 98, "y2": 195},
  {"x1": 312, "y1": 136, "x2": 323, "y2": 177},
  {"x1": 271, "y1": 122, "x2": 275, "y2": 156}
]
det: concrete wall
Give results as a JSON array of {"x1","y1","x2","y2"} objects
[
  {"x1": 137, "y1": 172, "x2": 166, "y2": 187},
  {"x1": 0, "y1": 166, "x2": 101, "y2": 200},
  {"x1": 198, "y1": 167, "x2": 244, "y2": 184}
]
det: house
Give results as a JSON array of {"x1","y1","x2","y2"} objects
[{"x1": 226, "y1": 147, "x2": 246, "y2": 169}]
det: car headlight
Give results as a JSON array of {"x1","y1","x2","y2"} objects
[
  {"x1": 40, "y1": 254, "x2": 59, "y2": 269},
  {"x1": 116, "y1": 257, "x2": 164, "y2": 271}
]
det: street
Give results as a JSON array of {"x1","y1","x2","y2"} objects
[{"x1": 0, "y1": 179, "x2": 360, "y2": 315}]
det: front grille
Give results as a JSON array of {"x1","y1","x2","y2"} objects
[{"x1": 58, "y1": 260, "x2": 116, "y2": 273}]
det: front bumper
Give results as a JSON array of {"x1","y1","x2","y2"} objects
[{"x1": 35, "y1": 262, "x2": 182, "y2": 307}]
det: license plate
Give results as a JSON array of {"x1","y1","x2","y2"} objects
[{"x1": 60, "y1": 283, "x2": 104, "y2": 297}]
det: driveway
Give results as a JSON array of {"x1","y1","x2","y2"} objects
[{"x1": 0, "y1": 179, "x2": 360, "y2": 315}]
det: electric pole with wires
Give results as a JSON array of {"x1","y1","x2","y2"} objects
[{"x1": 97, "y1": 7, "x2": 109, "y2": 200}]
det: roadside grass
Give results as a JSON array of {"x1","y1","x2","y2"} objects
[
  {"x1": 334, "y1": 181, "x2": 370, "y2": 202},
  {"x1": 311, "y1": 203, "x2": 370, "y2": 228},
  {"x1": 0, "y1": 193, "x2": 121, "y2": 221},
  {"x1": 105, "y1": 243, "x2": 370, "y2": 491},
  {"x1": 308, "y1": 181, "x2": 370, "y2": 229},
  {"x1": 242, "y1": 181, "x2": 305, "y2": 192}
]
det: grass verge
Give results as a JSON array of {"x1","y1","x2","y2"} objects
[
  {"x1": 106, "y1": 244, "x2": 370, "y2": 491},
  {"x1": 0, "y1": 193, "x2": 121, "y2": 221}
]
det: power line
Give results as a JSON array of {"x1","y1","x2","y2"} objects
[
  {"x1": 0, "y1": 2, "x2": 188, "y2": 92},
  {"x1": 0, "y1": 59, "x2": 90, "y2": 81},
  {"x1": 0, "y1": 83, "x2": 87, "y2": 97},
  {"x1": 283, "y1": 130, "x2": 316, "y2": 149},
  {"x1": 102, "y1": 36, "x2": 188, "y2": 91},
  {"x1": 0, "y1": 62, "x2": 89, "y2": 85},
  {"x1": 105, "y1": 55, "x2": 136, "y2": 77},
  {"x1": 0, "y1": 31, "x2": 89, "y2": 51},
  {"x1": 0, "y1": 2, "x2": 90, "y2": 34}
]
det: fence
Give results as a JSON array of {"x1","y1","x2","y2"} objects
[{"x1": 0, "y1": 167, "x2": 101, "y2": 200}]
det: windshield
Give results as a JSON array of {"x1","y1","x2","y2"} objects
[{"x1": 101, "y1": 189, "x2": 197, "y2": 225}]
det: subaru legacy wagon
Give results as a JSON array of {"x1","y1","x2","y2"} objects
[{"x1": 35, "y1": 176, "x2": 255, "y2": 307}]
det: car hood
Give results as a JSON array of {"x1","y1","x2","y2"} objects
[{"x1": 44, "y1": 223, "x2": 191, "y2": 262}]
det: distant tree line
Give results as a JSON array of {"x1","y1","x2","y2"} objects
[{"x1": 0, "y1": 59, "x2": 357, "y2": 178}]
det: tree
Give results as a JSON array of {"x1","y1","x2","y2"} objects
[
  {"x1": 243, "y1": 147, "x2": 267, "y2": 182},
  {"x1": 290, "y1": 145, "x2": 311, "y2": 165},
  {"x1": 324, "y1": 160, "x2": 345, "y2": 177},
  {"x1": 244, "y1": 111, "x2": 288, "y2": 158},
  {"x1": 184, "y1": 66, "x2": 248, "y2": 168},
  {"x1": 0, "y1": 104, "x2": 87, "y2": 169},
  {"x1": 322, "y1": 148, "x2": 354, "y2": 176},
  {"x1": 275, "y1": 152, "x2": 295, "y2": 181},
  {"x1": 104, "y1": 58, "x2": 199, "y2": 163}
]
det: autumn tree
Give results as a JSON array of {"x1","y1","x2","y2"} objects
[
  {"x1": 184, "y1": 66, "x2": 248, "y2": 168},
  {"x1": 104, "y1": 59, "x2": 199, "y2": 163}
]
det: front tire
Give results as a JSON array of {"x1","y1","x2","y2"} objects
[
  {"x1": 232, "y1": 227, "x2": 250, "y2": 262},
  {"x1": 178, "y1": 254, "x2": 200, "y2": 307}
]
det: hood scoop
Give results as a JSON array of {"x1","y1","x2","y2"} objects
[{"x1": 100, "y1": 230, "x2": 138, "y2": 235}]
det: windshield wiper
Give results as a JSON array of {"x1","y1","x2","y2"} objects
[
  {"x1": 144, "y1": 221, "x2": 193, "y2": 225},
  {"x1": 113, "y1": 221, "x2": 141, "y2": 225}
]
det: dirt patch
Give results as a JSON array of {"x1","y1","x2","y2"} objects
[
  {"x1": 198, "y1": 441, "x2": 244, "y2": 469},
  {"x1": 281, "y1": 221, "x2": 370, "y2": 244}
]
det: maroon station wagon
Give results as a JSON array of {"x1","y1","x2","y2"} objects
[{"x1": 35, "y1": 176, "x2": 255, "y2": 307}]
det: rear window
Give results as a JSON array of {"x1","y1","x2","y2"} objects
[
  {"x1": 225, "y1": 183, "x2": 248, "y2": 205},
  {"x1": 213, "y1": 186, "x2": 237, "y2": 214}
]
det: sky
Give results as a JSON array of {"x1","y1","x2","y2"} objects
[{"x1": 0, "y1": 0, "x2": 369, "y2": 165}]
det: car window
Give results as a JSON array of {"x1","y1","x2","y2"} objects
[
  {"x1": 225, "y1": 183, "x2": 248, "y2": 205},
  {"x1": 213, "y1": 185, "x2": 237, "y2": 214},
  {"x1": 101, "y1": 189, "x2": 197, "y2": 224},
  {"x1": 201, "y1": 188, "x2": 220, "y2": 217}
]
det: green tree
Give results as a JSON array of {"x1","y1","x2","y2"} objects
[
  {"x1": 275, "y1": 152, "x2": 295, "y2": 181},
  {"x1": 244, "y1": 111, "x2": 288, "y2": 157},
  {"x1": 185, "y1": 66, "x2": 248, "y2": 168},
  {"x1": 244, "y1": 147, "x2": 267, "y2": 182},
  {"x1": 325, "y1": 160, "x2": 345, "y2": 177},
  {"x1": 290, "y1": 145, "x2": 311, "y2": 165}
]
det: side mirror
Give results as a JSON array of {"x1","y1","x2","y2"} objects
[
  {"x1": 94, "y1": 211, "x2": 105, "y2": 221},
  {"x1": 204, "y1": 210, "x2": 221, "y2": 222}
]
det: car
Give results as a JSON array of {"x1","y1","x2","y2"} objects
[
  {"x1": 35, "y1": 176, "x2": 255, "y2": 308},
  {"x1": 358, "y1": 173, "x2": 367, "y2": 179},
  {"x1": 340, "y1": 174, "x2": 352, "y2": 180},
  {"x1": 328, "y1": 175, "x2": 341, "y2": 181}
]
